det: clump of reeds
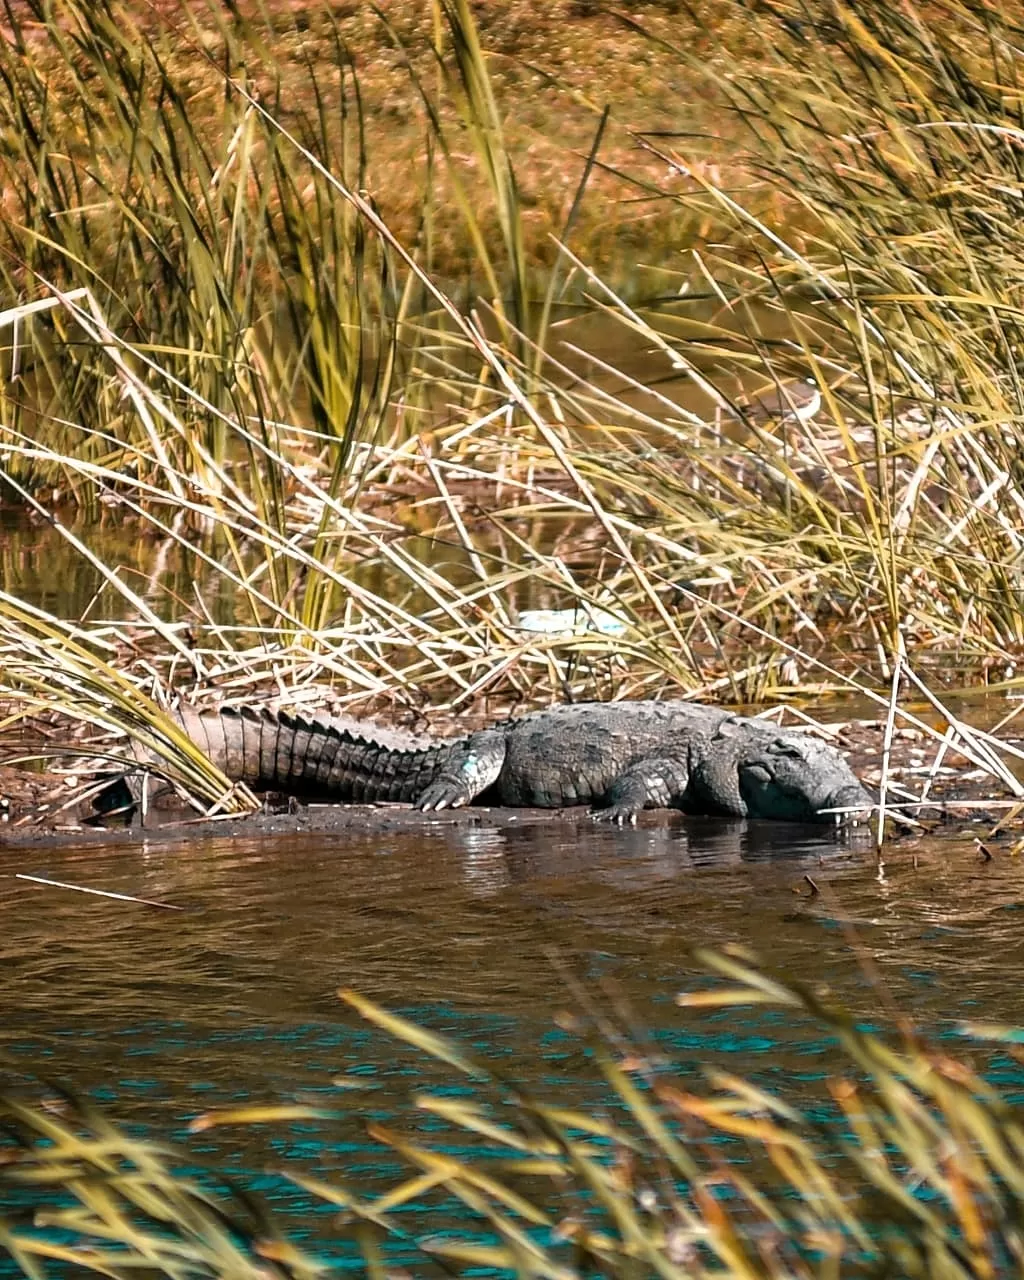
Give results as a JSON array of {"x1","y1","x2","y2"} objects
[
  {"x1": 603, "y1": 0, "x2": 1024, "y2": 662},
  {"x1": 334, "y1": 948, "x2": 1024, "y2": 1277},
  {"x1": 5, "y1": 950, "x2": 1024, "y2": 1278},
  {"x1": 7, "y1": 0, "x2": 1024, "y2": 809}
]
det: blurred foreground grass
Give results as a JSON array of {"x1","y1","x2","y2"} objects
[{"x1": 3, "y1": 948, "x2": 1024, "y2": 1278}]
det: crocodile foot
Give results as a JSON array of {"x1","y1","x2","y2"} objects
[{"x1": 414, "y1": 777, "x2": 475, "y2": 811}]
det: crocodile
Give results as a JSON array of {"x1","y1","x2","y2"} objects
[{"x1": 123, "y1": 701, "x2": 872, "y2": 825}]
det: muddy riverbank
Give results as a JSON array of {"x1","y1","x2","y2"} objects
[{"x1": 0, "y1": 712, "x2": 1015, "y2": 851}]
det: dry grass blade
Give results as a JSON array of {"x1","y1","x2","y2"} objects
[
  {"x1": 337, "y1": 989, "x2": 485, "y2": 1078},
  {"x1": 188, "y1": 1106, "x2": 342, "y2": 1133}
]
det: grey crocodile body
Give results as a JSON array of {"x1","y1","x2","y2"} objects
[{"x1": 150, "y1": 701, "x2": 872, "y2": 825}]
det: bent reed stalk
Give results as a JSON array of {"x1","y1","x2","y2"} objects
[{"x1": 2, "y1": 0, "x2": 1024, "y2": 805}]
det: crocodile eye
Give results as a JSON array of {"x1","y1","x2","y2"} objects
[{"x1": 769, "y1": 739, "x2": 805, "y2": 758}]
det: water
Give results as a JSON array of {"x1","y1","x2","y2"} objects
[{"x1": 2, "y1": 817, "x2": 1023, "y2": 1269}]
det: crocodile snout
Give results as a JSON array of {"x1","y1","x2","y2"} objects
[{"x1": 823, "y1": 783, "x2": 874, "y2": 821}]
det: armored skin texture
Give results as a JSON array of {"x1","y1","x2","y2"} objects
[{"x1": 143, "y1": 700, "x2": 872, "y2": 826}]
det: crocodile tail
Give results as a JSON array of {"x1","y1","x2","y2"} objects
[
  {"x1": 169, "y1": 705, "x2": 274, "y2": 788},
  {"x1": 173, "y1": 707, "x2": 452, "y2": 803}
]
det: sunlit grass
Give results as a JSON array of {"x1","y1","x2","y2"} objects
[
  {"x1": 4, "y1": 0, "x2": 1024, "y2": 807},
  {"x1": 337, "y1": 948, "x2": 1024, "y2": 1277}
]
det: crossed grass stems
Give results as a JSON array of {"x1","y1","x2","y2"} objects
[
  {"x1": 3, "y1": 0, "x2": 1024, "y2": 832},
  {"x1": 4, "y1": 948, "x2": 1024, "y2": 1279}
]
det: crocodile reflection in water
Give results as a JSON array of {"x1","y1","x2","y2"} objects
[{"x1": 452, "y1": 818, "x2": 870, "y2": 898}]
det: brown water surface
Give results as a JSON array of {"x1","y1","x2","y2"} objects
[
  {"x1": 2, "y1": 820, "x2": 1020, "y2": 1101},
  {"x1": 1, "y1": 798, "x2": 1022, "y2": 1265}
]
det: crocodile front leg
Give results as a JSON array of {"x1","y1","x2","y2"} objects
[
  {"x1": 414, "y1": 730, "x2": 508, "y2": 811},
  {"x1": 592, "y1": 757, "x2": 692, "y2": 825}
]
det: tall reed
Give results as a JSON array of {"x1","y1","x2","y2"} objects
[{"x1": 5, "y1": 0, "x2": 1024, "y2": 789}]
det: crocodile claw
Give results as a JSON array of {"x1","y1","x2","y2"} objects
[
  {"x1": 590, "y1": 806, "x2": 639, "y2": 826},
  {"x1": 414, "y1": 779, "x2": 473, "y2": 812}
]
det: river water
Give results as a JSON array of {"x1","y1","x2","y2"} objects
[{"x1": 3, "y1": 813, "x2": 1024, "y2": 1271}]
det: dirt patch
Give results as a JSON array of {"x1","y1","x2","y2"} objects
[{"x1": 0, "y1": 787, "x2": 593, "y2": 849}]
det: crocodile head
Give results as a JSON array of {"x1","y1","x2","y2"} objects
[{"x1": 737, "y1": 732, "x2": 873, "y2": 824}]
